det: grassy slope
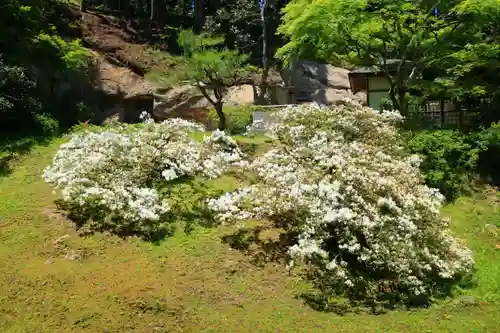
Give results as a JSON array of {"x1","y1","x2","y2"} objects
[{"x1": 0, "y1": 139, "x2": 499, "y2": 333}]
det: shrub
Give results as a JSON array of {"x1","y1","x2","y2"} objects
[
  {"x1": 475, "y1": 123, "x2": 500, "y2": 184},
  {"x1": 34, "y1": 113, "x2": 60, "y2": 135},
  {"x1": 0, "y1": 60, "x2": 42, "y2": 131},
  {"x1": 407, "y1": 130, "x2": 483, "y2": 201},
  {"x1": 208, "y1": 101, "x2": 474, "y2": 308},
  {"x1": 43, "y1": 119, "x2": 244, "y2": 239},
  {"x1": 0, "y1": 0, "x2": 94, "y2": 135},
  {"x1": 208, "y1": 105, "x2": 253, "y2": 134}
]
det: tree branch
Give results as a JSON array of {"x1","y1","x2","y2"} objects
[{"x1": 196, "y1": 83, "x2": 216, "y2": 106}]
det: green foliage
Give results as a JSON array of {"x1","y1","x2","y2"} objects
[
  {"x1": 34, "y1": 114, "x2": 60, "y2": 135},
  {"x1": 0, "y1": 0, "x2": 93, "y2": 136},
  {"x1": 407, "y1": 124, "x2": 500, "y2": 200},
  {"x1": 176, "y1": 30, "x2": 251, "y2": 88},
  {"x1": 175, "y1": 29, "x2": 254, "y2": 130},
  {"x1": 157, "y1": 175, "x2": 240, "y2": 233},
  {"x1": 0, "y1": 60, "x2": 42, "y2": 125},
  {"x1": 208, "y1": 105, "x2": 253, "y2": 134},
  {"x1": 475, "y1": 123, "x2": 500, "y2": 184},
  {"x1": 407, "y1": 130, "x2": 484, "y2": 201},
  {"x1": 202, "y1": 0, "x2": 285, "y2": 65},
  {"x1": 177, "y1": 29, "x2": 225, "y2": 55},
  {"x1": 277, "y1": 0, "x2": 500, "y2": 116}
]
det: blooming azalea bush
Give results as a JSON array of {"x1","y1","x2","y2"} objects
[
  {"x1": 208, "y1": 101, "x2": 474, "y2": 307},
  {"x1": 44, "y1": 118, "x2": 243, "y2": 239}
]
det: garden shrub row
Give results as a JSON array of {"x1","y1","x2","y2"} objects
[{"x1": 407, "y1": 123, "x2": 500, "y2": 202}]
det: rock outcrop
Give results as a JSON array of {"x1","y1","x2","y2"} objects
[
  {"x1": 93, "y1": 52, "x2": 154, "y2": 123},
  {"x1": 283, "y1": 60, "x2": 366, "y2": 105},
  {"x1": 79, "y1": 9, "x2": 366, "y2": 124},
  {"x1": 152, "y1": 85, "x2": 256, "y2": 120},
  {"x1": 92, "y1": 48, "x2": 366, "y2": 124}
]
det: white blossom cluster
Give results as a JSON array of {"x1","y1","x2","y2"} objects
[
  {"x1": 43, "y1": 119, "x2": 242, "y2": 236},
  {"x1": 208, "y1": 100, "x2": 474, "y2": 301}
]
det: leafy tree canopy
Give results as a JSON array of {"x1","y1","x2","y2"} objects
[
  {"x1": 277, "y1": 0, "x2": 500, "y2": 114},
  {"x1": 176, "y1": 30, "x2": 254, "y2": 130}
]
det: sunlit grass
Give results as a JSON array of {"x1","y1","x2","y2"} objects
[{"x1": 0, "y1": 138, "x2": 499, "y2": 332}]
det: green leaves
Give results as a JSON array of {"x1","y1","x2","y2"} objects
[
  {"x1": 278, "y1": 0, "x2": 500, "y2": 116},
  {"x1": 176, "y1": 29, "x2": 252, "y2": 94},
  {"x1": 407, "y1": 130, "x2": 481, "y2": 201},
  {"x1": 177, "y1": 29, "x2": 225, "y2": 55}
]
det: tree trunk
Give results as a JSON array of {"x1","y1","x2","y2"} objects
[
  {"x1": 150, "y1": 0, "x2": 154, "y2": 21},
  {"x1": 256, "y1": 0, "x2": 269, "y2": 104},
  {"x1": 195, "y1": 0, "x2": 204, "y2": 32},
  {"x1": 398, "y1": 89, "x2": 408, "y2": 116},
  {"x1": 215, "y1": 101, "x2": 226, "y2": 130}
]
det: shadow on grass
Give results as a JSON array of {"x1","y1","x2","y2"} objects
[
  {"x1": 221, "y1": 224, "x2": 298, "y2": 267},
  {"x1": 297, "y1": 261, "x2": 478, "y2": 315},
  {"x1": 0, "y1": 134, "x2": 55, "y2": 178},
  {"x1": 54, "y1": 199, "x2": 175, "y2": 244},
  {"x1": 52, "y1": 174, "x2": 238, "y2": 244},
  {"x1": 221, "y1": 222, "x2": 478, "y2": 315}
]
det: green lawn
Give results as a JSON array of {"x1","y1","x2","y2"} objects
[{"x1": 0, "y1": 138, "x2": 499, "y2": 332}]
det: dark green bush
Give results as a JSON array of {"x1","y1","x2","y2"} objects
[
  {"x1": 476, "y1": 123, "x2": 500, "y2": 184},
  {"x1": 0, "y1": 0, "x2": 94, "y2": 137},
  {"x1": 34, "y1": 113, "x2": 60, "y2": 135},
  {"x1": 208, "y1": 105, "x2": 253, "y2": 134},
  {"x1": 407, "y1": 130, "x2": 484, "y2": 201},
  {"x1": 0, "y1": 61, "x2": 42, "y2": 128}
]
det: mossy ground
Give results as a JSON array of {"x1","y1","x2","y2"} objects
[{"x1": 0, "y1": 138, "x2": 499, "y2": 332}]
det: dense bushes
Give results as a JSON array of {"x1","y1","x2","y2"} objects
[
  {"x1": 475, "y1": 123, "x2": 500, "y2": 184},
  {"x1": 407, "y1": 124, "x2": 500, "y2": 202},
  {"x1": 209, "y1": 102, "x2": 474, "y2": 308},
  {"x1": 406, "y1": 130, "x2": 483, "y2": 201},
  {"x1": 0, "y1": 61, "x2": 42, "y2": 126},
  {"x1": 43, "y1": 118, "x2": 244, "y2": 239},
  {"x1": 45, "y1": 102, "x2": 481, "y2": 309},
  {"x1": 0, "y1": 0, "x2": 94, "y2": 136}
]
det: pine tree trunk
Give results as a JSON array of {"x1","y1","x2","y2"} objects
[{"x1": 215, "y1": 102, "x2": 226, "y2": 130}]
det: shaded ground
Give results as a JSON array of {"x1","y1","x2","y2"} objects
[{"x1": 0, "y1": 139, "x2": 499, "y2": 332}]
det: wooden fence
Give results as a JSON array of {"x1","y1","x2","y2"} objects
[
  {"x1": 251, "y1": 99, "x2": 496, "y2": 131},
  {"x1": 410, "y1": 98, "x2": 494, "y2": 129}
]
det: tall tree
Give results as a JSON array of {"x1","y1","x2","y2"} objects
[
  {"x1": 176, "y1": 30, "x2": 253, "y2": 130},
  {"x1": 277, "y1": 0, "x2": 500, "y2": 115}
]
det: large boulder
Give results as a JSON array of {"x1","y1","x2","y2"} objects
[
  {"x1": 153, "y1": 86, "x2": 209, "y2": 120},
  {"x1": 284, "y1": 60, "x2": 366, "y2": 105},
  {"x1": 93, "y1": 53, "x2": 154, "y2": 123},
  {"x1": 152, "y1": 84, "x2": 257, "y2": 120}
]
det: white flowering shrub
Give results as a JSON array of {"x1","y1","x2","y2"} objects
[
  {"x1": 44, "y1": 119, "x2": 243, "y2": 239},
  {"x1": 208, "y1": 101, "x2": 474, "y2": 306}
]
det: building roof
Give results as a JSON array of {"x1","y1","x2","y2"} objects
[
  {"x1": 350, "y1": 59, "x2": 411, "y2": 74},
  {"x1": 348, "y1": 59, "x2": 413, "y2": 93}
]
